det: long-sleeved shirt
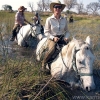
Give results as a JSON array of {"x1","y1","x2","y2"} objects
[
  {"x1": 44, "y1": 14, "x2": 70, "y2": 40},
  {"x1": 15, "y1": 11, "x2": 25, "y2": 25}
]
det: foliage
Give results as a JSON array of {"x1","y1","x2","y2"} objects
[
  {"x1": 64, "y1": 0, "x2": 77, "y2": 10},
  {"x1": 2, "y1": 5, "x2": 12, "y2": 11}
]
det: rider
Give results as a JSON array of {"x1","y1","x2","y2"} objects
[
  {"x1": 10, "y1": 6, "x2": 30, "y2": 41},
  {"x1": 32, "y1": 12, "x2": 44, "y2": 35},
  {"x1": 69, "y1": 15, "x2": 74, "y2": 23},
  {"x1": 42, "y1": 0, "x2": 70, "y2": 68}
]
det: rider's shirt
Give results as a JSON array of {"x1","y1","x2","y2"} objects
[
  {"x1": 15, "y1": 11, "x2": 25, "y2": 25},
  {"x1": 44, "y1": 14, "x2": 70, "y2": 40}
]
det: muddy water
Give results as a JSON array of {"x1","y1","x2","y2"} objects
[
  {"x1": 1, "y1": 35, "x2": 100, "y2": 99},
  {"x1": 0, "y1": 35, "x2": 38, "y2": 58}
]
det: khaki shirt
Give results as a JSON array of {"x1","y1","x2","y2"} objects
[{"x1": 44, "y1": 14, "x2": 70, "y2": 40}]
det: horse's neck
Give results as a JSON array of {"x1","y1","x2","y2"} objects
[
  {"x1": 59, "y1": 41, "x2": 76, "y2": 70},
  {"x1": 51, "y1": 40, "x2": 77, "y2": 67},
  {"x1": 50, "y1": 40, "x2": 78, "y2": 79}
]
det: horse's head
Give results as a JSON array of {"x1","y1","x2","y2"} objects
[
  {"x1": 71, "y1": 36, "x2": 95, "y2": 91},
  {"x1": 31, "y1": 24, "x2": 41, "y2": 37},
  {"x1": 29, "y1": 23, "x2": 43, "y2": 41}
]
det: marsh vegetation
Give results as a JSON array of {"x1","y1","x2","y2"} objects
[{"x1": 0, "y1": 11, "x2": 100, "y2": 100}]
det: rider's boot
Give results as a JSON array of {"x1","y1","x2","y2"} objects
[
  {"x1": 10, "y1": 25, "x2": 20, "y2": 41},
  {"x1": 10, "y1": 31, "x2": 16, "y2": 41}
]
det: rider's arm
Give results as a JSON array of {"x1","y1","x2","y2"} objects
[{"x1": 44, "y1": 17, "x2": 54, "y2": 40}]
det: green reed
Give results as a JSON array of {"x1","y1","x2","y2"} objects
[{"x1": 0, "y1": 11, "x2": 100, "y2": 100}]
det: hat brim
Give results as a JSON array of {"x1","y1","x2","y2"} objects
[
  {"x1": 50, "y1": 3, "x2": 65, "y2": 12},
  {"x1": 18, "y1": 8, "x2": 27, "y2": 11}
]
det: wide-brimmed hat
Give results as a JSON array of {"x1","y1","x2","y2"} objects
[
  {"x1": 50, "y1": 0, "x2": 66, "y2": 12},
  {"x1": 18, "y1": 6, "x2": 27, "y2": 11}
]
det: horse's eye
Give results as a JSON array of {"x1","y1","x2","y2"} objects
[
  {"x1": 87, "y1": 47, "x2": 89, "y2": 49},
  {"x1": 78, "y1": 60, "x2": 82, "y2": 64},
  {"x1": 85, "y1": 46, "x2": 89, "y2": 50}
]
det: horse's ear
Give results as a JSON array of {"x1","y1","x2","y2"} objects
[{"x1": 85, "y1": 36, "x2": 92, "y2": 46}]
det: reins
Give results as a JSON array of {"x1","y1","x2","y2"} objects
[
  {"x1": 30, "y1": 24, "x2": 41, "y2": 38},
  {"x1": 30, "y1": 24, "x2": 37, "y2": 37}
]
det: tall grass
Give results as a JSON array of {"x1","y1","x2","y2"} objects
[{"x1": 0, "y1": 11, "x2": 100, "y2": 100}]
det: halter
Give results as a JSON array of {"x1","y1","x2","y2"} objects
[
  {"x1": 71, "y1": 47, "x2": 93, "y2": 77},
  {"x1": 61, "y1": 46, "x2": 93, "y2": 77},
  {"x1": 30, "y1": 24, "x2": 40, "y2": 37}
]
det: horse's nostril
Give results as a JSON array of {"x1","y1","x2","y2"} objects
[{"x1": 86, "y1": 87, "x2": 91, "y2": 91}]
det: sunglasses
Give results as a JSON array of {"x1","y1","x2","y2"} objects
[{"x1": 53, "y1": 5, "x2": 62, "y2": 9}]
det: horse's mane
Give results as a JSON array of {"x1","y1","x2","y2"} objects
[{"x1": 61, "y1": 38, "x2": 86, "y2": 59}]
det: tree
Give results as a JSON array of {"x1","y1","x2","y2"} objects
[
  {"x1": 2, "y1": 4, "x2": 12, "y2": 11},
  {"x1": 64, "y1": 0, "x2": 77, "y2": 11},
  {"x1": 86, "y1": 2, "x2": 100, "y2": 15},
  {"x1": 28, "y1": 2, "x2": 35, "y2": 12},
  {"x1": 76, "y1": 2, "x2": 84, "y2": 14},
  {"x1": 37, "y1": 0, "x2": 51, "y2": 11}
]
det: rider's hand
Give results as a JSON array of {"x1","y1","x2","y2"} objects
[
  {"x1": 64, "y1": 38, "x2": 69, "y2": 43},
  {"x1": 20, "y1": 24, "x2": 23, "y2": 27},
  {"x1": 53, "y1": 37, "x2": 60, "y2": 42}
]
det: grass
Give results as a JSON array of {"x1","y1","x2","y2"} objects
[{"x1": 0, "y1": 11, "x2": 100, "y2": 100}]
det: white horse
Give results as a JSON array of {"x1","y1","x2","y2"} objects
[
  {"x1": 36, "y1": 36, "x2": 95, "y2": 91},
  {"x1": 17, "y1": 24, "x2": 43, "y2": 47}
]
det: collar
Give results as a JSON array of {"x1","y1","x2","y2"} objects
[{"x1": 51, "y1": 14, "x2": 63, "y2": 19}]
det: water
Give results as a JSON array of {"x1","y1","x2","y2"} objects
[{"x1": 0, "y1": 35, "x2": 38, "y2": 58}]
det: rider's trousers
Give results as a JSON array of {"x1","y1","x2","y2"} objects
[{"x1": 42, "y1": 39, "x2": 56, "y2": 67}]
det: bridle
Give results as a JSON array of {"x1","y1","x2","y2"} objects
[
  {"x1": 61, "y1": 46, "x2": 93, "y2": 78},
  {"x1": 30, "y1": 24, "x2": 41, "y2": 38},
  {"x1": 71, "y1": 47, "x2": 93, "y2": 77}
]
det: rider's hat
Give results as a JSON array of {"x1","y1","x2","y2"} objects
[
  {"x1": 50, "y1": 0, "x2": 66, "y2": 12},
  {"x1": 18, "y1": 6, "x2": 27, "y2": 11}
]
